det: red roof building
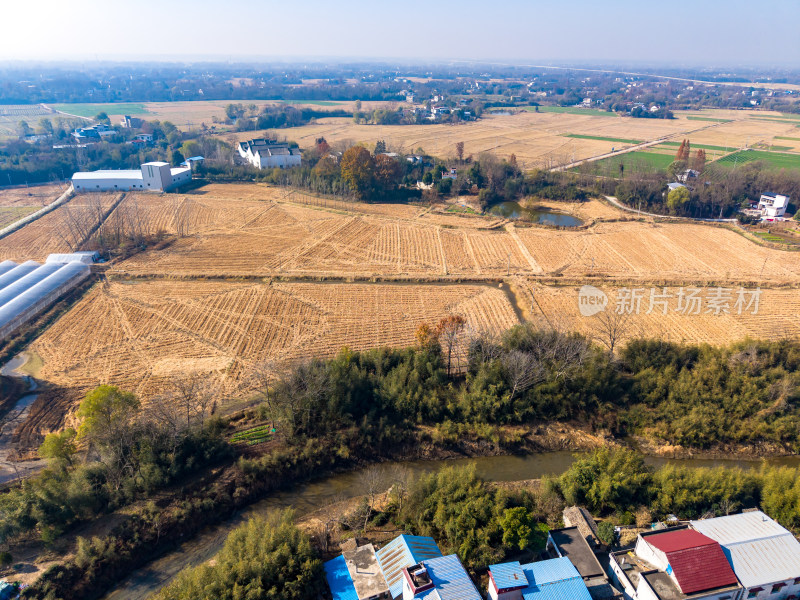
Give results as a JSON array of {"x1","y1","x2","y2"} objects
[{"x1": 636, "y1": 529, "x2": 739, "y2": 595}]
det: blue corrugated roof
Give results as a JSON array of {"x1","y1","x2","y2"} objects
[
  {"x1": 375, "y1": 535, "x2": 442, "y2": 599},
  {"x1": 521, "y1": 577, "x2": 593, "y2": 600},
  {"x1": 488, "y1": 558, "x2": 592, "y2": 600},
  {"x1": 524, "y1": 557, "x2": 582, "y2": 585},
  {"x1": 423, "y1": 554, "x2": 482, "y2": 600},
  {"x1": 324, "y1": 555, "x2": 358, "y2": 600},
  {"x1": 489, "y1": 560, "x2": 527, "y2": 590}
]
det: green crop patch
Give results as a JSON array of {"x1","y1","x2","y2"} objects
[
  {"x1": 52, "y1": 103, "x2": 150, "y2": 118},
  {"x1": 576, "y1": 150, "x2": 675, "y2": 175},
  {"x1": 529, "y1": 106, "x2": 617, "y2": 117},
  {"x1": 775, "y1": 136, "x2": 800, "y2": 141},
  {"x1": 563, "y1": 134, "x2": 642, "y2": 144},
  {"x1": 685, "y1": 116, "x2": 732, "y2": 123},
  {"x1": 660, "y1": 141, "x2": 733, "y2": 152},
  {"x1": 279, "y1": 100, "x2": 340, "y2": 106},
  {"x1": 231, "y1": 425, "x2": 274, "y2": 446},
  {"x1": 712, "y1": 149, "x2": 800, "y2": 171}
]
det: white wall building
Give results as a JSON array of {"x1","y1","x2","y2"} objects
[
  {"x1": 691, "y1": 511, "x2": 800, "y2": 600},
  {"x1": 72, "y1": 162, "x2": 191, "y2": 192},
  {"x1": 758, "y1": 192, "x2": 790, "y2": 218},
  {"x1": 238, "y1": 139, "x2": 302, "y2": 169}
]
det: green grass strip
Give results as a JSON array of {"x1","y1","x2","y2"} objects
[
  {"x1": 660, "y1": 141, "x2": 732, "y2": 152},
  {"x1": 51, "y1": 103, "x2": 149, "y2": 117},
  {"x1": 563, "y1": 134, "x2": 642, "y2": 144},
  {"x1": 713, "y1": 149, "x2": 800, "y2": 171},
  {"x1": 775, "y1": 136, "x2": 800, "y2": 141},
  {"x1": 685, "y1": 116, "x2": 732, "y2": 123},
  {"x1": 529, "y1": 106, "x2": 617, "y2": 117}
]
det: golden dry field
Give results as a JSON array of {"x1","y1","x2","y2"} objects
[
  {"x1": 0, "y1": 184, "x2": 65, "y2": 229},
  {"x1": 522, "y1": 282, "x2": 800, "y2": 347},
  {"x1": 0, "y1": 193, "x2": 118, "y2": 261},
  {"x1": 232, "y1": 108, "x2": 800, "y2": 169},
  {"x1": 2, "y1": 182, "x2": 798, "y2": 413},
  {"x1": 69, "y1": 100, "x2": 402, "y2": 130},
  {"x1": 30, "y1": 279, "x2": 519, "y2": 398},
  {"x1": 102, "y1": 184, "x2": 800, "y2": 284}
]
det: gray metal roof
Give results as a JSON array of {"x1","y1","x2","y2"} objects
[{"x1": 690, "y1": 511, "x2": 800, "y2": 588}]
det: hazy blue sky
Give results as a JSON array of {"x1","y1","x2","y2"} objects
[{"x1": 2, "y1": 0, "x2": 798, "y2": 66}]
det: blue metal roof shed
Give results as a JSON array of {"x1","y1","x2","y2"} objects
[
  {"x1": 376, "y1": 535, "x2": 442, "y2": 599},
  {"x1": 489, "y1": 557, "x2": 593, "y2": 600},
  {"x1": 489, "y1": 560, "x2": 527, "y2": 591},
  {"x1": 324, "y1": 555, "x2": 358, "y2": 600},
  {"x1": 417, "y1": 554, "x2": 482, "y2": 600}
]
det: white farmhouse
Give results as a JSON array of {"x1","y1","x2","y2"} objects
[
  {"x1": 758, "y1": 192, "x2": 790, "y2": 218},
  {"x1": 72, "y1": 162, "x2": 191, "y2": 192},
  {"x1": 238, "y1": 139, "x2": 302, "y2": 169}
]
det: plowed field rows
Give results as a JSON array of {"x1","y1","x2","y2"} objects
[
  {"x1": 31, "y1": 279, "x2": 519, "y2": 399},
  {"x1": 527, "y1": 284, "x2": 800, "y2": 346}
]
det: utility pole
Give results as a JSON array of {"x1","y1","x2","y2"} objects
[{"x1": 507, "y1": 251, "x2": 511, "y2": 276}]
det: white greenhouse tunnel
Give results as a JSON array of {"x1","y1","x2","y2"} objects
[{"x1": 0, "y1": 252, "x2": 97, "y2": 341}]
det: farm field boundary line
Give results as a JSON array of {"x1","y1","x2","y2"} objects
[
  {"x1": 0, "y1": 186, "x2": 74, "y2": 241},
  {"x1": 103, "y1": 273, "x2": 800, "y2": 290}
]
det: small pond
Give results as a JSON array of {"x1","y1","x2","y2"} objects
[{"x1": 489, "y1": 201, "x2": 583, "y2": 226}]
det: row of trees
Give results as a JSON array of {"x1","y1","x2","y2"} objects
[
  {"x1": 243, "y1": 321, "x2": 800, "y2": 451},
  {"x1": 555, "y1": 448, "x2": 800, "y2": 530}
]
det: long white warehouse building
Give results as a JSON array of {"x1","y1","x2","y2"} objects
[
  {"x1": 0, "y1": 253, "x2": 96, "y2": 341},
  {"x1": 72, "y1": 162, "x2": 191, "y2": 193}
]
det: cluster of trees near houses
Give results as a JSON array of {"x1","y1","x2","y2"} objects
[
  {"x1": 0, "y1": 116, "x2": 227, "y2": 186},
  {"x1": 579, "y1": 150, "x2": 800, "y2": 219},
  {"x1": 16, "y1": 325, "x2": 800, "y2": 599}
]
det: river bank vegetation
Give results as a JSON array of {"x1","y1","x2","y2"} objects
[{"x1": 10, "y1": 324, "x2": 800, "y2": 598}]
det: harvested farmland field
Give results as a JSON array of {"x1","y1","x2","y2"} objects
[
  {"x1": 524, "y1": 283, "x2": 800, "y2": 347},
  {"x1": 0, "y1": 185, "x2": 65, "y2": 229},
  {"x1": 107, "y1": 185, "x2": 800, "y2": 283},
  {"x1": 30, "y1": 279, "x2": 520, "y2": 399},
  {"x1": 0, "y1": 193, "x2": 119, "y2": 261}
]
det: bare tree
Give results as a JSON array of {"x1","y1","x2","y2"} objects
[
  {"x1": 502, "y1": 350, "x2": 546, "y2": 399},
  {"x1": 435, "y1": 315, "x2": 467, "y2": 377},
  {"x1": 388, "y1": 465, "x2": 414, "y2": 514},
  {"x1": 273, "y1": 359, "x2": 331, "y2": 438},
  {"x1": 247, "y1": 358, "x2": 282, "y2": 429},
  {"x1": 591, "y1": 310, "x2": 634, "y2": 356},
  {"x1": 358, "y1": 465, "x2": 387, "y2": 532}
]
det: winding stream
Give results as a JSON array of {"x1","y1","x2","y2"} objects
[
  {"x1": 0, "y1": 353, "x2": 43, "y2": 484},
  {"x1": 103, "y1": 451, "x2": 800, "y2": 600}
]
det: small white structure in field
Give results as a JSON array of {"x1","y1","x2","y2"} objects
[
  {"x1": 758, "y1": 192, "x2": 790, "y2": 218},
  {"x1": 72, "y1": 162, "x2": 191, "y2": 192},
  {"x1": 238, "y1": 139, "x2": 302, "y2": 169}
]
